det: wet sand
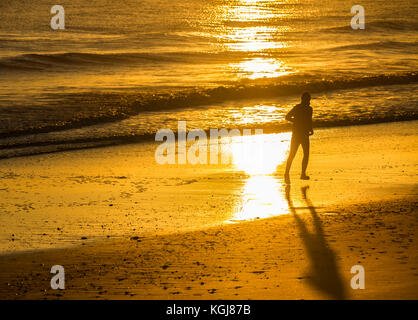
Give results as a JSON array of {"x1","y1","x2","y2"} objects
[
  {"x1": 0, "y1": 121, "x2": 417, "y2": 299},
  {"x1": 0, "y1": 197, "x2": 416, "y2": 300}
]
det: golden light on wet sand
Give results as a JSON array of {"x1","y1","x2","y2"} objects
[
  {"x1": 228, "y1": 133, "x2": 292, "y2": 221},
  {"x1": 230, "y1": 133, "x2": 290, "y2": 175}
]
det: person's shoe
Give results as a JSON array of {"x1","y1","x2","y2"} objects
[{"x1": 300, "y1": 174, "x2": 310, "y2": 180}]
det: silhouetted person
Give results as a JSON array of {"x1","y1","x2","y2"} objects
[{"x1": 284, "y1": 92, "x2": 313, "y2": 182}]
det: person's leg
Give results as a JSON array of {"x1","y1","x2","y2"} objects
[
  {"x1": 301, "y1": 135, "x2": 310, "y2": 179},
  {"x1": 285, "y1": 134, "x2": 300, "y2": 177}
]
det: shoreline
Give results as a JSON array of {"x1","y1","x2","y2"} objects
[
  {"x1": 1, "y1": 72, "x2": 417, "y2": 142},
  {"x1": 1, "y1": 117, "x2": 418, "y2": 161}
]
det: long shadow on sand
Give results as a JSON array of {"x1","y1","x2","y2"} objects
[{"x1": 285, "y1": 184, "x2": 347, "y2": 299}]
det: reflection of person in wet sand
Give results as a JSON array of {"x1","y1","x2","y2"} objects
[
  {"x1": 285, "y1": 185, "x2": 346, "y2": 299},
  {"x1": 284, "y1": 92, "x2": 313, "y2": 182}
]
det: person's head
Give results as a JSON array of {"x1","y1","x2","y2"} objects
[{"x1": 301, "y1": 92, "x2": 311, "y2": 106}]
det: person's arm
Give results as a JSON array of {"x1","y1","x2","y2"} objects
[
  {"x1": 308, "y1": 108, "x2": 314, "y2": 135},
  {"x1": 285, "y1": 107, "x2": 296, "y2": 123}
]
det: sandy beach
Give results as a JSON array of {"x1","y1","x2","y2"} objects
[
  {"x1": 0, "y1": 121, "x2": 417, "y2": 299},
  {"x1": 1, "y1": 0, "x2": 417, "y2": 304}
]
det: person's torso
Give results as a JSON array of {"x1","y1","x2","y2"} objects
[{"x1": 292, "y1": 104, "x2": 312, "y2": 134}]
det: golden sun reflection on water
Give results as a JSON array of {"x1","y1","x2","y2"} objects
[
  {"x1": 222, "y1": 26, "x2": 288, "y2": 52},
  {"x1": 225, "y1": 0, "x2": 282, "y2": 22},
  {"x1": 227, "y1": 133, "x2": 292, "y2": 221},
  {"x1": 233, "y1": 58, "x2": 293, "y2": 79},
  {"x1": 216, "y1": 0, "x2": 294, "y2": 79}
]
